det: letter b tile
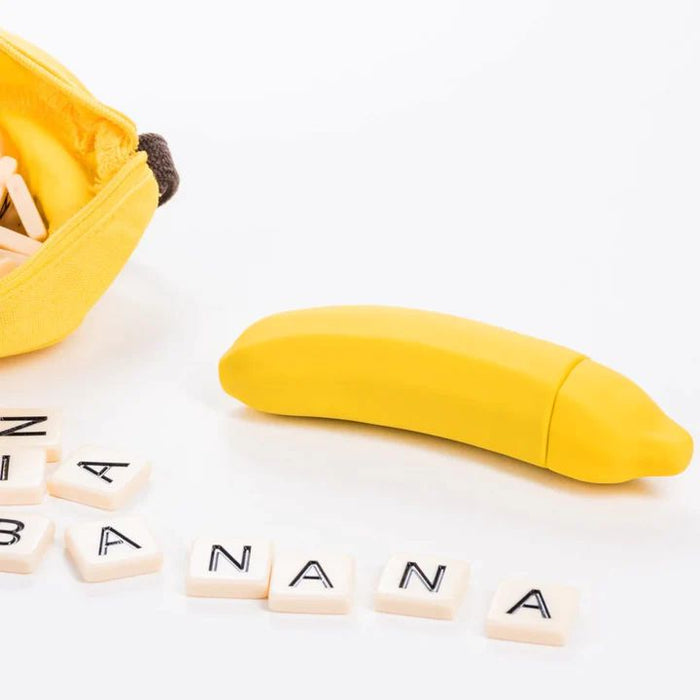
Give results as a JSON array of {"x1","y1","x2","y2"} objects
[
  {"x1": 65, "y1": 516, "x2": 162, "y2": 582},
  {"x1": 0, "y1": 513, "x2": 54, "y2": 573},
  {"x1": 268, "y1": 552, "x2": 354, "y2": 614},
  {"x1": 375, "y1": 553, "x2": 470, "y2": 620},
  {"x1": 486, "y1": 578, "x2": 579, "y2": 646},
  {"x1": 187, "y1": 538, "x2": 273, "y2": 598}
]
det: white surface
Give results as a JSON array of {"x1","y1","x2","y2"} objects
[{"x1": 1, "y1": 0, "x2": 699, "y2": 696}]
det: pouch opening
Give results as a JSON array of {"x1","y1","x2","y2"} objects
[{"x1": 0, "y1": 47, "x2": 135, "y2": 236}]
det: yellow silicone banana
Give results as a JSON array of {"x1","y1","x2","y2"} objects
[{"x1": 219, "y1": 306, "x2": 693, "y2": 484}]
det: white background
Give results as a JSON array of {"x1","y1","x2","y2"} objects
[{"x1": 2, "y1": 1, "x2": 699, "y2": 697}]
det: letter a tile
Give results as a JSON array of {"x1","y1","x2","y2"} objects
[
  {"x1": 375, "y1": 553, "x2": 470, "y2": 620},
  {"x1": 0, "y1": 448, "x2": 46, "y2": 505},
  {"x1": 187, "y1": 537, "x2": 273, "y2": 598},
  {"x1": 0, "y1": 512, "x2": 54, "y2": 573},
  {"x1": 65, "y1": 516, "x2": 162, "y2": 582},
  {"x1": 0, "y1": 409, "x2": 61, "y2": 462},
  {"x1": 48, "y1": 447, "x2": 150, "y2": 510},
  {"x1": 268, "y1": 552, "x2": 354, "y2": 614},
  {"x1": 486, "y1": 578, "x2": 579, "y2": 646}
]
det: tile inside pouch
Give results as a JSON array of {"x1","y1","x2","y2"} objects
[
  {"x1": 0, "y1": 190, "x2": 24, "y2": 233},
  {"x1": 0, "y1": 156, "x2": 46, "y2": 240}
]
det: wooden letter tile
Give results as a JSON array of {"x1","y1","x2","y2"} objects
[
  {"x1": 0, "y1": 410, "x2": 61, "y2": 462},
  {"x1": 187, "y1": 537, "x2": 273, "y2": 598},
  {"x1": 0, "y1": 448, "x2": 46, "y2": 505},
  {"x1": 375, "y1": 553, "x2": 470, "y2": 620},
  {"x1": 48, "y1": 446, "x2": 150, "y2": 510},
  {"x1": 486, "y1": 578, "x2": 579, "y2": 646},
  {"x1": 0, "y1": 512, "x2": 54, "y2": 573},
  {"x1": 268, "y1": 552, "x2": 354, "y2": 614},
  {"x1": 65, "y1": 516, "x2": 162, "y2": 582}
]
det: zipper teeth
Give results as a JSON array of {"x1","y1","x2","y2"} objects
[
  {"x1": 0, "y1": 35, "x2": 136, "y2": 138},
  {"x1": 0, "y1": 153, "x2": 148, "y2": 296}
]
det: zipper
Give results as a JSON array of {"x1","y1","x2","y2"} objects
[{"x1": 0, "y1": 32, "x2": 137, "y2": 145}]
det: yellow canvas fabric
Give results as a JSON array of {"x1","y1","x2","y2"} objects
[{"x1": 0, "y1": 30, "x2": 159, "y2": 357}]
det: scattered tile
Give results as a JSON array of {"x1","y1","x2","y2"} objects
[
  {"x1": 0, "y1": 448, "x2": 46, "y2": 505},
  {"x1": 48, "y1": 446, "x2": 150, "y2": 510},
  {"x1": 0, "y1": 512, "x2": 54, "y2": 573},
  {"x1": 0, "y1": 409, "x2": 61, "y2": 462},
  {"x1": 65, "y1": 516, "x2": 162, "y2": 582}
]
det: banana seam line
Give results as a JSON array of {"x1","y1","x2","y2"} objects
[{"x1": 543, "y1": 354, "x2": 587, "y2": 468}]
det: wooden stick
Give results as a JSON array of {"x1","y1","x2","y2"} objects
[
  {"x1": 0, "y1": 225, "x2": 42, "y2": 256},
  {"x1": 0, "y1": 254, "x2": 21, "y2": 278},
  {"x1": 0, "y1": 156, "x2": 18, "y2": 211},
  {"x1": 6, "y1": 174, "x2": 47, "y2": 241}
]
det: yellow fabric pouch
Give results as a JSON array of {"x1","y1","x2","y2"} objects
[{"x1": 0, "y1": 30, "x2": 177, "y2": 358}]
